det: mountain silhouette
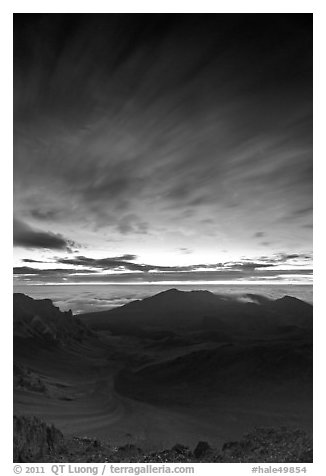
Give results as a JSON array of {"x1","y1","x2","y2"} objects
[{"x1": 80, "y1": 289, "x2": 312, "y2": 337}]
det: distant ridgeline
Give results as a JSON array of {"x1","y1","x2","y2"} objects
[{"x1": 79, "y1": 288, "x2": 313, "y2": 337}]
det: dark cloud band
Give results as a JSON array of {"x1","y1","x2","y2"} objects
[{"x1": 14, "y1": 218, "x2": 76, "y2": 250}]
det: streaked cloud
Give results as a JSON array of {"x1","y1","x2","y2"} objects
[{"x1": 13, "y1": 252, "x2": 312, "y2": 285}]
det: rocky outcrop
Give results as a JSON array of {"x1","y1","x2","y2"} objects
[
  {"x1": 13, "y1": 293, "x2": 92, "y2": 346},
  {"x1": 13, "y1": 416, "x2": 65, "y2": 462},
  {"x1": 13, "y1": 416, "x2": 313, "y2": 463}
]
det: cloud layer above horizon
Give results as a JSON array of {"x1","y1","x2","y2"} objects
[{"x1": 14, "y1": 14, "x2": 312, "y2": 285}]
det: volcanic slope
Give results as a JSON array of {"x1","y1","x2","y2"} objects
[{"x1": 14, "y1": 290, "x2": 312, "y2": 450}]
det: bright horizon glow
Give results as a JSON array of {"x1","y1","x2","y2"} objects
[{"x1": 13, "y1": 280, "x2": 313, "y2": 286}]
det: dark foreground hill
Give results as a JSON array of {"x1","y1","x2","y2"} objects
[{"x1": 116, "y1": 339, "x2": 312, "y2": 406}]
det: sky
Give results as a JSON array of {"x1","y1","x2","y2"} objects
[{"x1": 13, "y1": 14, "x2": 312, "y2": 285}]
